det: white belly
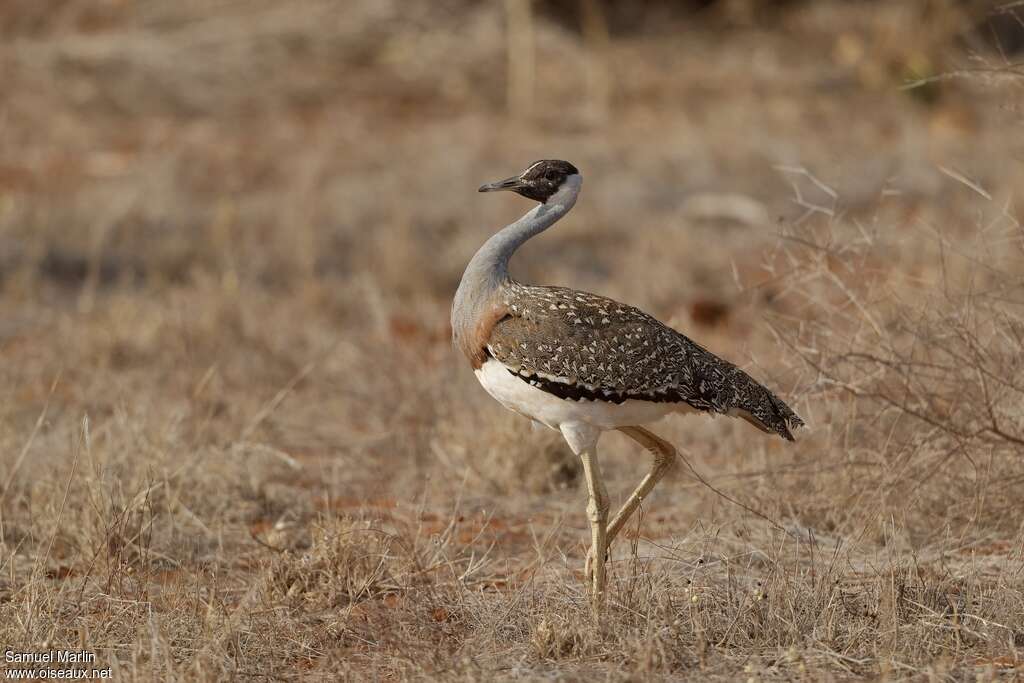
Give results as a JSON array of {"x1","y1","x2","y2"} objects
[{"x1": 474, "y1": 358, "x2": 677, "y2": 431}]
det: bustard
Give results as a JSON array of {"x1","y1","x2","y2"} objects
[{"x1": 451, "y1": 160, "x2": 804, "y2": 606}]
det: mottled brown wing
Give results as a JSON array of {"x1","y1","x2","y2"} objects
[{"x1": 486, "y1": 283, "x2": 804, "y2": 440}]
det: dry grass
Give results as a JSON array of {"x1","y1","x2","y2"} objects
[{"x1": 1, "y1": 1, "x2": 1023, "y2": 679}]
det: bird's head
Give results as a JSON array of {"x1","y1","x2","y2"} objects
[{"x1": 478, "y1": 160, "x2": 580, "y2": 204}]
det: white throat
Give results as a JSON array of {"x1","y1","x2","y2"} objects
[{"x1": 450, "y1": 173, "x2": 582, "y2": 355}]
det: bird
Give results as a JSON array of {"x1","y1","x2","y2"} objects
[{"x1": 451, "y1": 160, "x2": 804, "y2": 608}]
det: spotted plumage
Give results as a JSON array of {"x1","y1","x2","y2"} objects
[
  {"x1": 487, "y1": 283, "x2": 804, "y2": 440},
  {"x1": 451, "y1": 160, "x2": 805, "y2": 608}
]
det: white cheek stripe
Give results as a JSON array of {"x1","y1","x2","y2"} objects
[{"x1": 522, "y1": 161, "x2": 544, "y2": 176}]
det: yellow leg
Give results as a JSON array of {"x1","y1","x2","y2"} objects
[
  {"x1": 606, "y1": 426, "x2": 675, "y2": 548},
  {"x1": 578, "y1": 448, "x2": 609, "y2": 607},
  {"x1": 560, "y1": 423, "x2": 609, "y2": 609}
]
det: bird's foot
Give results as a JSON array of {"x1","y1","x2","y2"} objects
[
  {"x1": 584, "y1": 546, "x2": 610, "y2": 580},
  {"x1": 585, "y1": 545, "x2": 610, "y2": 610}
]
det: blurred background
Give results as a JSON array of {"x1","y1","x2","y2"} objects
[
  {"x1": 1, "y1": 1, "x2": 1023, "y2": 678},
  {"x1": 1, "y1": 0, "x2": 1019, "y2": 306}
]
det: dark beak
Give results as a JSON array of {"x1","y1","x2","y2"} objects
[{"x1": 478, "y1": 176, "x2": 522, "y2": 193}]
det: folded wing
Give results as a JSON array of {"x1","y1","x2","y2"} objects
[{"x1": 487, "y1": 284, "x2": 804, "y2": 440}]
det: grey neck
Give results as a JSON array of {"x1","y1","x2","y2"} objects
[{"x1": 451, "y1": 174, "x2": 582, "y2": 344}]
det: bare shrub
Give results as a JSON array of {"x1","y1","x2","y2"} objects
[{"x1": 765, "y1": 193, "x2": 1024, "y2": 537}]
